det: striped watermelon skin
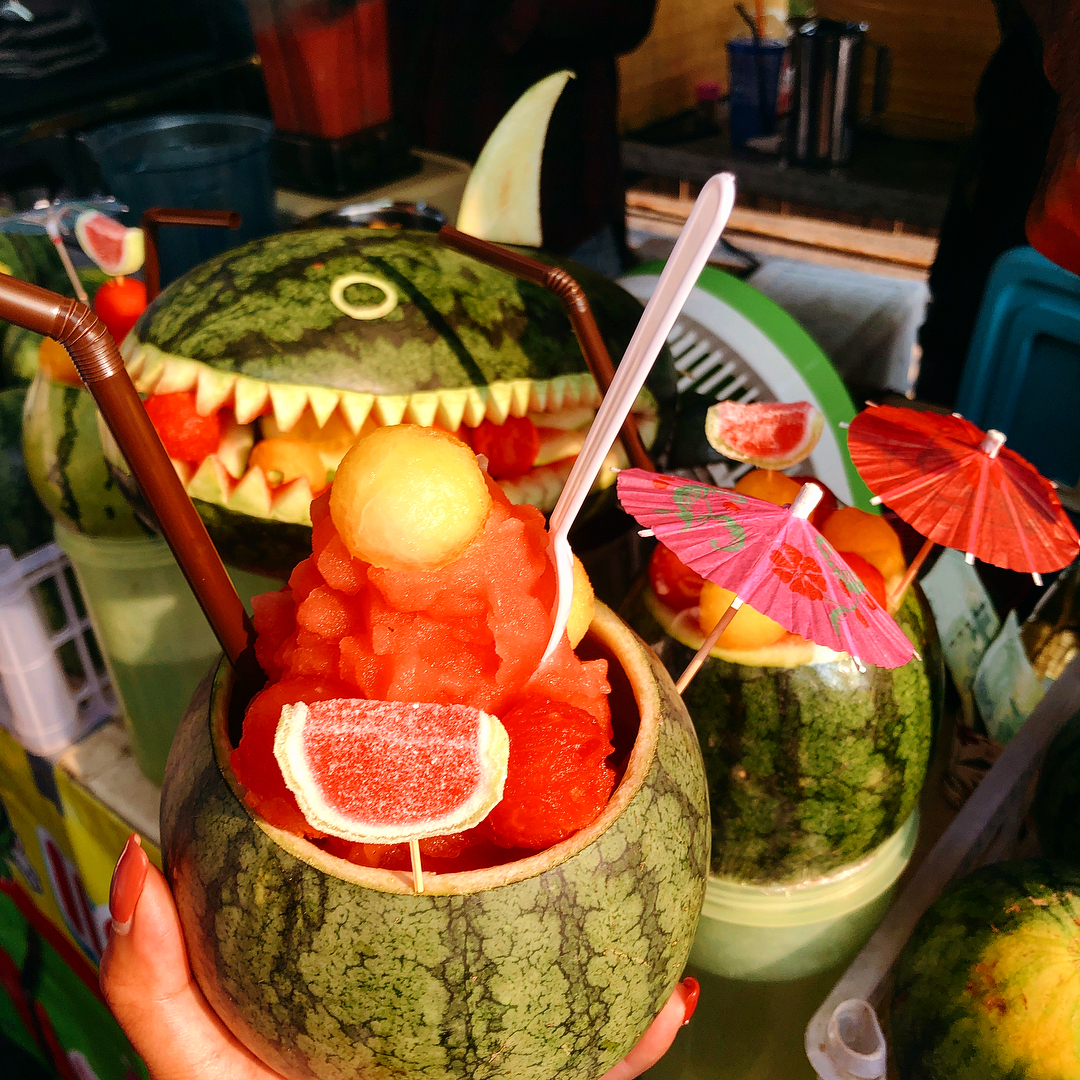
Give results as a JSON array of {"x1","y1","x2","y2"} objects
[
  {"x1": 631, "y1": 586, "x2": 942, "y2": 884},
  {"x1": 136, "y1": 229, "x2": 675, "y2": 400},
  {"x1": 161, "y1": 603, "x2": 709, "y2": 1080},
  {"x1": 21, "y1": 371, "x2": 150, "y2": 538},
  {"x1": 0, "y1": 389, "x2": 53, "y2": 555},
  {"x1": 891, "y1": 860, "x2": 1080, "y2": 1080}
]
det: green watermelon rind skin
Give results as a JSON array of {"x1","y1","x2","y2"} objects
[
  {"x1": 21, "y1": 372, "x2": 151, "y2": 539},
  {"x1": 0, "y1": 388, "x2": 54, "y2": 556},
  {"x1": 160, "y1": 603, "x2": 710, "y2": 1080},
  {"x1": 135, "y1": 229, "x2": 676, "y2": 402},
  {"x1": 1032, "y1": 712, "x2": 1080, "y2": 862},
  {"x1": 630, "y1": 586, "x2": 942, "y2": 885},
  {"x1": 890, "y1": 859, "x2": 1080, "y2": 1080}
]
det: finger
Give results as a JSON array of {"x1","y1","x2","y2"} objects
[
  {"x1": 99, "y1": 835, "x2": 277, "y2": 1080},
  {"x1": 598, "y1": 977, "x2": 700, "y2": 1080}
]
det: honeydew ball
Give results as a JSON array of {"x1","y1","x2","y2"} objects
[{"x1": 330, "y1": 425, "x2": 492, "y2": 571}]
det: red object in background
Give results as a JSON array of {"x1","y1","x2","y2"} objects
[
  {"x1": 92, "y1": 277, "x2": 147, "y2": 346},
  {"x1": 255, "y1": 0, "x2": 392, "y2": 139},
  {"x1": 847, "y1": 403, "x2": 1080, "y2": 575},
  {"x1": 1027, "y1": 160, "x2": 1080, "y2": 276}
]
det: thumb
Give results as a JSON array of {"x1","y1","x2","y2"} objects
[{"x1": 98, "y1": 834, "x2": 277, "y2": 1080}]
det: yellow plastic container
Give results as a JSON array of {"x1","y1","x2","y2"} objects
[
  {"x1": 690, "y1": 810, "x2": 919, "y2": 982},
  {"x1": 55, "y1": 525, "x2": 275, "y2": 785}
]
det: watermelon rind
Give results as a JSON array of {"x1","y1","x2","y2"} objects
[
  {"x1": 891, "y1": 859, "x2": 1080, "y2": 1080},
  {"x1": 0, "y1": 388, "x2": 54, "y2": 556},
  {"x1": 161, "y1": 602, "x2": 709, "y2": 1080},
  {"x1": 21, "y1": 371, "x2": 151, "y2": 538},
  {"x1": 626, "y1": 583, "x2": 942, "y2": 884}
]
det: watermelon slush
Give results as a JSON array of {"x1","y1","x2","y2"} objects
[{"x1": 231, "y1": 432, "x2": 621, "y2": 872}]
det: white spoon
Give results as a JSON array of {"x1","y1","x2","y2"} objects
[{"x1": 541, "y1": 171, "x2": 738, "y2": 662}]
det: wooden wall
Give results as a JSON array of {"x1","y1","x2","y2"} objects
[
  {"x1": 618, "y1": 0, "x2": 788, "y2": 132},
  {"x1": 817, "y1": 0, "x2": 1001, "y2": 140},
  {"x1": 619, "y1": 0, "x2": 1002, "y2": 141}
]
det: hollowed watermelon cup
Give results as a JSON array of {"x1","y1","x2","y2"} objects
[{"x1": 160, "y1": 602, "x2": 710, "y2": 1080}]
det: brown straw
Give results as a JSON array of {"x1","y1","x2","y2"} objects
[
  {"x1": 438, "y1": 225, "x2": 655, "y2": 472},
  {"x1": 0, "y1": 275, "x2": 254, "y2": 668},
  {"x1": 141, "y1": 208, "x2": 242, "y2": 301}
]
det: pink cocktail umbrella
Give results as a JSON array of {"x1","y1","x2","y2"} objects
[{"x1": 616, "y1": 469, "x2": 915, "y2": 691}]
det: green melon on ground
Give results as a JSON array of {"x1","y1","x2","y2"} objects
[
  {"x1": 628, "y1": 586, "x2": 943, "y2": 884},
  {"x1": 21, "y1": 372, "x2": 150, "y2": 538},
  {"x1": 1033, "y1": 710, "x2": 1080, "y2": 861},
  {"x1": 891, "y1": 859, "x2": 1080, "y2": 1080},
  {"x1": 160, "y1": 604, "x2": 709, "y2": 1080}
]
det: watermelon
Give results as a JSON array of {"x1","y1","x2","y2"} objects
[
  {"x1": 627, "y1": 583, "x2": 943, "y2": 884},
  {"x1": 21, "y1": 371, "x2": 151, "y2": 538},
  {"x1": 705, "y1": 400, "x2": 824, "y2": 469},
  {"x1": 108, "y1": 228, "x2": 675, "y2": 577},
  {"x1": 891, "y1": 859, "x2": 1080, "y2": 1080},
  {"x1": 1032, "y1": 710, "x2": 1080, "y2": 861},
  {"x1": 274, "y1": 699, "x2": 510, "y2": 843},
  {"x1": 161, "y1": 601, "x2": 710, "y2": 1080},
  {"x1": 0, "y1": 389, "x2": 53, "y2": 556},
  {"x1": 74, "y1": 211, "x2": 145, "y2": 277}
]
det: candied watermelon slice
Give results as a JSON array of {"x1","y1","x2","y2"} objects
[
  {"x1": 274, "y1": 698, "x2": 510, "y2": 843},
  {"x1": 704, "y1": 400, "x2": 824, "y2": 469}
]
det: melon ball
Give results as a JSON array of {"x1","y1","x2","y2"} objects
[
  {"x1": 565, "y1": 556, "x2": 595, "y2": 649},
  {"x1": 330, "y1": 425, "x2": 492, "y2": 571},
  {"x1": 699, "y1": 582, "x2": 786, "y2": 652}
]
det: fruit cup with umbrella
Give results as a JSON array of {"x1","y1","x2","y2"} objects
[{"x1": 846, "y1": 403, "x2": 1080, "y2": 606}]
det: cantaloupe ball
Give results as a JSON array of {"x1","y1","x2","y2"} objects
[
  {"x1": 699, "y1": 581, "x2": 786, "y2": 652},
  {"x1": 330, "y1": 425, "x2": 491, "y2": 571},
  {"x1": 566, "y1": 555, "x2": 595, "y2": 648},
  {"x1": 734, "y1": 468, "x2": 801, "y2": 507},
  {"x1": 820, "y1": 507, "x2": 906, "y2": 586}
]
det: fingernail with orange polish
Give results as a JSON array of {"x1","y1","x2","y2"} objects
[
  {"x1": 681, "y1": 977, "x2": 700, "y2": 1026},
  {"x1": 109, "y1": 833, "x2": 148, "y2": 937}
]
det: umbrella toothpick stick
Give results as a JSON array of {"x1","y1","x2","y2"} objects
[
  {"x1": 45, "y1": 218, "x2": 89, "y2": 306},
  {"x1": 886, "y1": 536, "x2": 935, "y2": 611},
  {"x1": 675, "y1": 483, "x2": 825, "y2": 695},
  {"x1": 409, "y1": 840, "x2": 424, "y2": 894}
]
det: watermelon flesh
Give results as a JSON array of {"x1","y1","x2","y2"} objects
[
  {"x1": 274, "y1": 699, "x2": 509, "y2": 843},
  {"x1": 231, "y1": 479, "x2": 616, "y2": 871},
  {"x1": 74, "y1": 210, "x2": 145, "y2": 277},
  {"x1": 705, "y1": 400, "x2": 824, "y2": 469}
]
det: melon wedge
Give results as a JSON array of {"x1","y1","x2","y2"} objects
[
  {"x1": 274, "y1": 699, "x2": 509, "y2": 844},
  {"x1": 705, "y1": 400, "x2": 824, "y2": 469},
  {"x1": 74, "y1": 211, "x2": 145, "y2": 277},
  {"x1": 456, "y1": 70, "x2": 573, "y2": 246}
]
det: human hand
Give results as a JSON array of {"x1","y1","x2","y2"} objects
[{"x1": 100, "y1": 835, "x2": 699, "y2": 1080}]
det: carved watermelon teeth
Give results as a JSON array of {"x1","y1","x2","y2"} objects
[
  {"x1": 118, "y1": 343, "x2": 656, "y2": 522},
  {"x1": 122, "y1": 342, "x2": 604, "y2": 433}
]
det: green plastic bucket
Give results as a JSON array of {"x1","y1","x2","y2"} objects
[
  {"x1": 54, "y1": 525, "x2": 275, "y2": 785},
  {"x1": 690, "y1": 810, "x2": 919, "y2": 982}
]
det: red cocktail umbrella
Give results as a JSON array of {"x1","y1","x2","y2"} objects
[
  {"x1": 616, "y1": 469, "x2": 915, "y2": 690},
  {"x1": 847, "y1": 404, "x2": 1080, "y2": 599}
]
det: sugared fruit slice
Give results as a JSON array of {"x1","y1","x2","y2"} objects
[
  {"x1": 705, "y1": 400, "x2": 824, "y2": 469},
  {"x1": 698, "y1": 582, "x2": 786, "y2": 651},
  {"x1": 820, "y1": 507, "x2": 906, "y2": 589},
  {"x1": 330, "y1": 425, "x2": 492, "y2": 571},
  {"x1": 74, "y1": 210, "x2": 145, "y2": 277},
  {"x1": 274, "y1": 698, "x2": 509, "y2": 844}
]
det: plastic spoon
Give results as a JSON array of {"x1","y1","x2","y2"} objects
[{"x1": 541, "y1": 171, "x2": 738, "y2": 662}]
